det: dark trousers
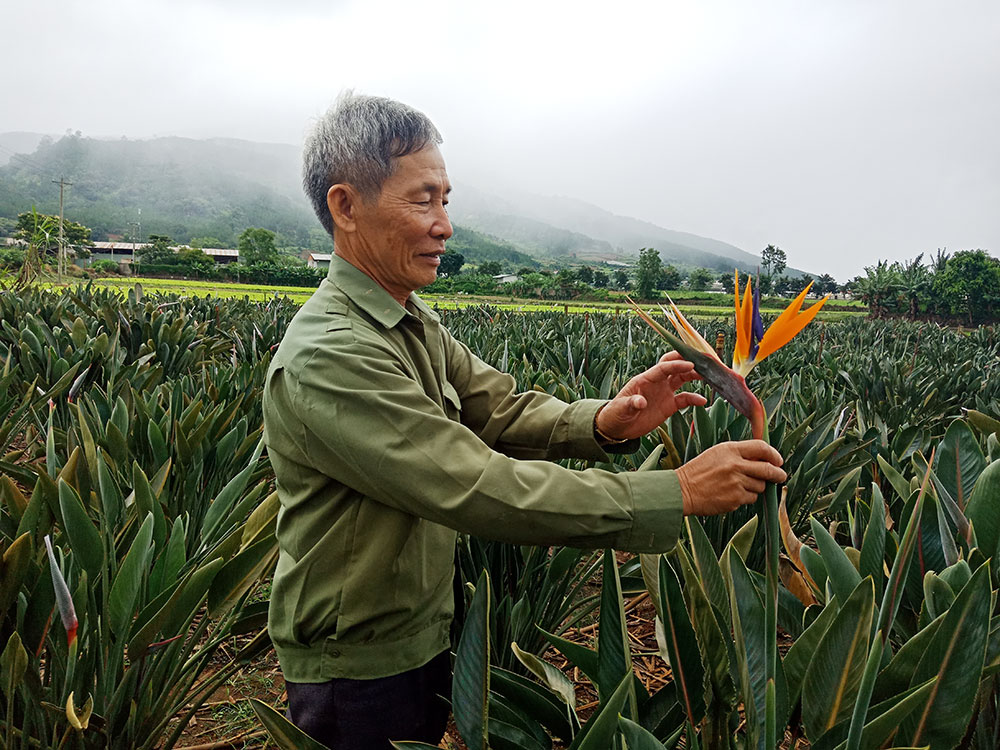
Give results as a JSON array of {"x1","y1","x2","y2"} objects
[{"x1": 284, "y1": 650, "x2": 451, "y2": 749}]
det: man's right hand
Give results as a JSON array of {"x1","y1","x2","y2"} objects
[{"x1": 676, "y1": 440, "x2": 787, "y2": 516}]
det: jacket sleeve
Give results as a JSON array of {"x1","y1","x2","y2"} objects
[
  {"x1": 441, "y1": 327, "x2": 640, "y2": 460},
  {"x1": 288, "y1": 328, "x2": 683, "y2": 553}
]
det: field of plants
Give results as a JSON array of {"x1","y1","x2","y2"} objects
[{"x1": 0, "y1": 282, "x2": 998, "y2": 750}]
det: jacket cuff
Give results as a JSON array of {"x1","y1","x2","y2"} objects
[
  {"x1": 553, "y1": 398, "x2": 639, "y2": 460},
  {"x1": 621, "y1": 470, "x2": 684, "y2": 553}
]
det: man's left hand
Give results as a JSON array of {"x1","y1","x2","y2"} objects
[{"x1": 595, "y1": 351, "x2": 706, "y2": 442}]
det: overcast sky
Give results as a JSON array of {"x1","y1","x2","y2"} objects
[{"x1": 3, "y1": 0, "x2": 998, "y2": 280}]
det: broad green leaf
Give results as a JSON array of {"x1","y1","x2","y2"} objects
[
  {"x1": 936, "y1": 419, "x2": 986, "y2": 510},
  {"x1": 675, "y1": 544, "x2": 736, "y2": 708},
  {"x1": 108, "y1": 513, "x2": 154, "y2": 636},
  {"x1": 201, "y1": 437, "x2": 264, "y2": 545},
  {"x1": 859, "y1": 488, "x2": 886, "y2": 602},
  {"x1": 876, "y1": 455, "x2": 911, "y2": 503},
  {"x1": 657, "y1": 555, "x2": 705, "y2": 728},
  {"x1": 206, "y1": 536, "x2": 275, "y2": 617},
  {"x1": 811, "y1": 517, "x2": 862, "y2": 604},
  {"x1": 872, "y1": 615, "x2": 943, "y2": 704},
  {"x1": 618, "y1": 716, "x2": 670, "y2": 749},
  {"x1": 784, "y1": 594, "x2": 843, "y2": 704},
  {"x1": 965, "y1": 459, "x2": 1000, "y2": 558},
  {"x1": 685, "y1": 516, "x2": 730, "y2": 629},
  {"x1": 249, "y1": 698, "x2": 331, "y2": 749},
  {"x1": 902, "y1": 562, "x2": 991, "y2": 749},
  {"x1": 720, "y1": 515, "x2": 758, "y2": 586},
  {"x1": 491, "y1": 665, "x2": 578, "y2": 742},
  {"x1": 816, "y1": 678, "x2": 937, "y2": 750},
  {"x1": 597, "y1": 550, "x2": 632, "y2": 710},
  {"x1": 1, "y1": 631, "x2": 28, "y2": 695},
  {"x1": 802, "y1": 578, "x2": 875, "y2": 742},
  {"x1": 0, "y1": 532, "x2": 32, "y2": 616},
  {"x1": 57, "y1": 479, "x2": 103, "y2": 577},
  {"x1": 511, "y1": 642, "x2": 576, "y2": 711},
  {"x1": 538, "y1": 627, "x2": 599, "y2": 685},
  {"x1": 453, "y1": 570, "x2": 490, "y2": 750},
  {"x1": 568, "y1": 671, "x2": 633, "y2": 750}
]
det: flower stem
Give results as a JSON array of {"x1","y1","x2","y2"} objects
[{"x1": 761, "y1": 418, "x2": 779, "y2": 749}]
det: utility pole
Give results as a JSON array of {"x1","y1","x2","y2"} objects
[{"x1": 52, "y1": 177, "x2": 72, "y2": 283}]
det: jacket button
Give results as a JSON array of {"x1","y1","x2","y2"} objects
[{"x1": 330, "y1": 649, "x2": 341, "y2": 658}]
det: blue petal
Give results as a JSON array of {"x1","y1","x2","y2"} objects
[{"x1": 750, "y1": 284, "x2": 764, "y2": 358}]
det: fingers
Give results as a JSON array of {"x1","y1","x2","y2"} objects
[
  {"x1": 676, "y1": 440, "x2": 787, "y2": 517},
  {"x1": 673, "y1": 392, "x2": 708, "y2": 409}
]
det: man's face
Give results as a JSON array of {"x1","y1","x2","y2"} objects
[{"x1": 349, "y1": 144, "x2": 453, "y2": 303}]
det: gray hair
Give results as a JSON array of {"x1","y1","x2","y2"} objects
[{"x1": 302, "y1": 92, "x2": 443, "y2": 237}]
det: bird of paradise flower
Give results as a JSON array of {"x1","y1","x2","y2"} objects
[
  {"x1": 631, "y1": 271, "x2": 828, "y2": 750},
  {"x1": 630, "y1": 271, "x2": 828, "y2": 438}
]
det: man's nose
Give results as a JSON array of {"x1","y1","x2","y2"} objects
[{"x1": 433, "y1": 205, "x2": 453, "y2": 240}]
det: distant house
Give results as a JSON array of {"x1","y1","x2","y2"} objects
[
  {"x1": 201, "y1": 247, "x2": 239, "y2": 264},
  {"x1": 88, "y1": 241, "x2": 240, "y2": 266},
  {"x1": 494, "y1": 273, "x2": 519, "y2": 284},
  {"x1": 308, "y1": 253, "x2": 332, "y2": 270}
]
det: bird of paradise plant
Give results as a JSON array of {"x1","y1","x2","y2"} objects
[{"x1": 632, "y1": 272, "x2": 828, "y2": 749}]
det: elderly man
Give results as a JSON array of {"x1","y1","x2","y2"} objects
[{"x1": 262, "y1": 93, "x2": 786, "y2": 749}]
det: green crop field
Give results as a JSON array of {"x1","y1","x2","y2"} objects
[
  {"x1": 70, "y1": 275, "x2": 868, "y2": 321},
  {"x1": 1, "y1": 281, "x2": 997, "y2": 749}
]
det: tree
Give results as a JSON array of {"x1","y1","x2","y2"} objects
[
  {"x1": 15, "y1": 211, "x2": 93, "y2": 254},
  {"x1": 773, "y1": 275, "x2": 794, "y2": 296},
  {"x1": 135, "y1": 234, "x2": 176, "y2": 264},
  {"x1": 479, "y1": 260, "x2": 502, "y2": 277},
  {"x1": 816, "y1": 273, "x2": 839, "y2": 297},
  {"x1": 853, "y1": 261, "x2": 899, "y2": 318},
  {"x1": 895, "y1": 256, "x2": 929, "y2": 319},
  {"x1": 636, "y1": 247, "x2": 663, "y2": 299},
  {"x1": 190, "y1": 236, "x2": 225, "y2": 249},
  {"x1": 238, "y1": 227, "x2": 279, "y2": 265},
  {"x1": 932, "y1": 249, "x2": 1000, "y2": 324},
  {"x1": 592, "y1": 269, "x2": 609, "y2": 288},
  {"x1": 718, "y1": 272, "x2": 735, "y2": 294},
  {"x1": 687, "y1": 267, "x2": 714, "y2": 291},
  {"x1": 575, "y1": 266, "x2": 594, "y2": 285},
  {"x1": 761, "y1": 244, "x2": 787, "y2": 277},
  {"x1": 660, "y1": 264, "x2": 681, "y2": 291},
  {"x1": 614, "y1": 270, "x2": 631, "y2": 290},
  {"x1": 438, "y1": 251, "x2": 464, "y2": 277}
]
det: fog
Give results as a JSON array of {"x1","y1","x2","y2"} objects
[{"x1": 2, "y1": 0, "x2": 997, "y2": 280}]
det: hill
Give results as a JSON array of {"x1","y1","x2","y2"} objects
[{"x1": 0, "y1": 132, "x2": 769, "y2": 272}]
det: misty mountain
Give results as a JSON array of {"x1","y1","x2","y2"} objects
[{"x1": 0, "y1": 132, "x2": 768, "y2": 272}]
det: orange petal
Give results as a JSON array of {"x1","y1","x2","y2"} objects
[
  {"x1": 755, "y1": 288, "x2": 829, "y2": 362},
  {"x1": 734, "y1": 275, "x2": 753, "y2": 365}
]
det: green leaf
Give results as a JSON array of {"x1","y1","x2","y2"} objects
[
  {"x1": 201, "y1": 438, "x2": 264, "y2": 545},
  {"x1": 618, "y1": 715, "x2": 671, "y2": 749},
  {"x1": 453, "y1": 570, "x2": 490, "y2": 750},
  {"x1": 685, "y1": 516, "x2": 730, "y2": 629},
  {"x1": 491, "y1": 665, "x2": 578, "y2": 742},
  {"x1": 511, "y1": 642, "x2": 576, "y2": 712},
  {"x1": 810, "y1": 517, "x2": 862, "y2": 604},
  {"x1": 538, "y1": 627, "x2": 599, "y2": 685},
  {"x1": 859, "y1": 489, "x2": 887, "y2": 602},
  {"x1": 784, "y1": 595, "x2": 842, "y2": 705},
  {"x1": 965, "y1": 459, "x2": 1000, "y2": 558},
  {"x1": 802, "y1": 578, "x2": 875, "y2": 742},
  {"x1": 1, "y1": 631, "x2": 29, "y2": 695},
  {"x1": 876, "y1": 455, "x2": 911, "y2": 503},
  {"x1": 57, "y1": 479, "x2": 104, "y2": 577},
  {"x1": 901, "y1": 562, "x2": 991, "y2": 749},
  {"x1": 206, "y1": 536, "x2": 276, "y2": 617},
  {"x1": 249, "y1": 698, "x2": 331, "y2": 749},
  {"x1": 936, "y1": 419, "x2": 986, "y2": 510},
  {"x1": 657, "y1": 555, "x2": 706, "y2": 728},
  {"x1": 597, "y1": 550, "x2": 632, "y2": 709},
  {"x1": 108, "y1": 513, "x2": 154, "y2": 637},
  {"x1": 0, "y1": 532, "x2": 32, "y2": 616},
  {"x1": 568, "y1": 671, "x2": 633, "y2": 750}
]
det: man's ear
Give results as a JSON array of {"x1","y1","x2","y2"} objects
[{"x1": 327, "y1": 184, "x2": 359, "y2": 233}]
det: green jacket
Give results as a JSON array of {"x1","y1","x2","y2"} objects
[{"x1": 262, "y1": 255, "x2": 684, "y2": 682}]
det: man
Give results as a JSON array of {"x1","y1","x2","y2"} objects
[{"x1": 262, "y1": 92, "x2": 786, "y2": 749}]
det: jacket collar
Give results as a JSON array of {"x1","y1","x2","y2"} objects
[{"x1": 326, "y1": 253, "x2": 439, "y2": 328}]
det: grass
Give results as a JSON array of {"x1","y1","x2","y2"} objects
[{"x1": 59, "y1": 276, "x2": 868, "y2": 322}]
